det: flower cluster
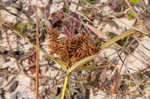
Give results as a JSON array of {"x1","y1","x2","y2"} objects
[{"x1": 49, "y1": 28, "x2": 99, "y2": 66}]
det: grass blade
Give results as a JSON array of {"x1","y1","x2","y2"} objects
[
  {"x1": 100, "y1": 29, "x2": 135, "y2": 49},
  {"x1": 76, "y1": 65, "x2": 115, "y2": 71}
]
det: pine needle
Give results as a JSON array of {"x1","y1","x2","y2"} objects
[{"x1": 35, "y1": 19, "x2": 39, "y2": 99}]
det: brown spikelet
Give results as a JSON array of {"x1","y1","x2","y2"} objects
[
  {"x1": 49, "y1": 28, "x2": 99, "y2": 66},
  {"x1": 49, "y1": 27, "x2": 59, "y2": 41}
]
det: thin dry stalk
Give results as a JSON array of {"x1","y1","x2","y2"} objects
[
  {"x1": 110, "y1": 80, "x2": 116, "y2": 99},
  {"x1": 35, "y1": 19, "x2": 39, "y2": 99},
  {"x1": 111, "y1": 54, "x2": 126, "y2": 99}
]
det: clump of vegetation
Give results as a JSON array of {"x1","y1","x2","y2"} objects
[
  {"x1": 0, "y1": 0, "x2": 150, "y2": 99},
  {"x1": 49, "y1": 31, "x2": 99, "y2": 66}
]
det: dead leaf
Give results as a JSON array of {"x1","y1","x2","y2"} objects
[{"x1": 86, "y1": 24, "x2": 108, "y2": 40}]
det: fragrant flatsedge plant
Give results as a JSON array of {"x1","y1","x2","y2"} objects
[
  {"x1": 49, "y1": 28, "x2": 99, "y2": 67},
  {"x1": 60, "y1": 28, "x2": 149, "y2": 99},
  {"x1": 2, "y1": 22, "x2": 148, "y2": 99}
]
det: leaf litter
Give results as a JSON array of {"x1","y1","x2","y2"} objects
[{"x1": 0, "y1": 0, "x2": 150, "y2": 99}]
